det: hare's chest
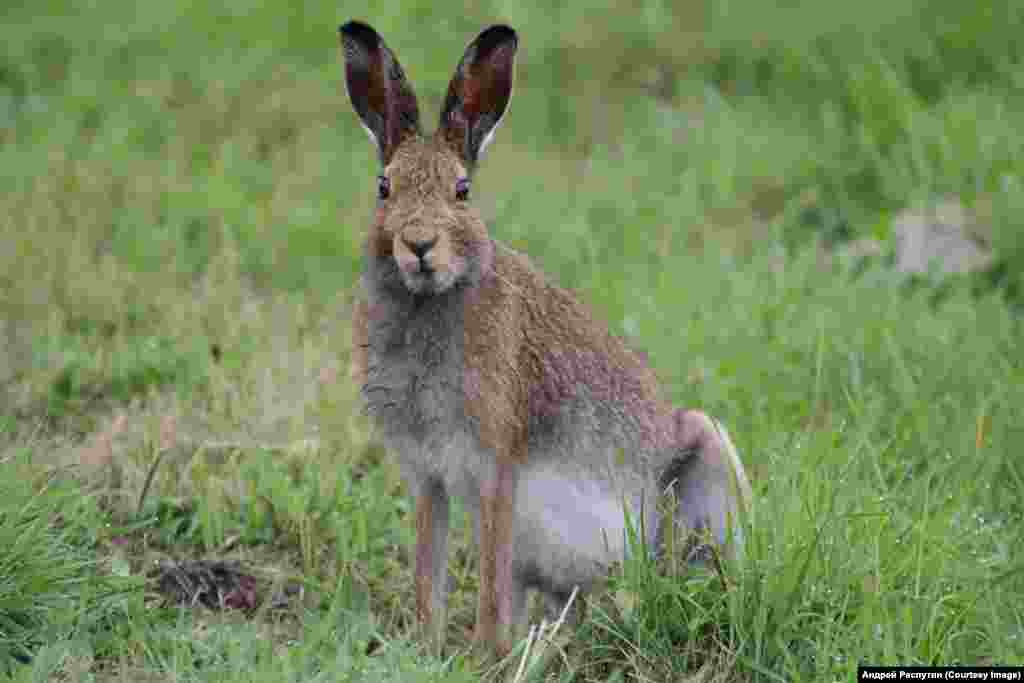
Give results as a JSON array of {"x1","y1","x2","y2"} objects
[
  {"x1": 360, "y1": 300, "x2": 471, "y2": 437},
  {"x1": 362, "y1": 339, "x2": 462, "y2": 433},
  {"x1": 363, "y1": 338, "x2": 487, "y2": 496},
  {"x1": 359, "y1": 293, "x2": 494, "y2": 494}
]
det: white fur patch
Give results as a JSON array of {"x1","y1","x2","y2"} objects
[
  {"x1": 516, "y1": 466, "x2": 635, "y2": 564},
  {"x1": 360, "y1": 121, "x2": 379, "y2": 148}
]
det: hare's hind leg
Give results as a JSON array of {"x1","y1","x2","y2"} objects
[{"x1": 661, "y1": 410, "x2": 751, "y2": 563}]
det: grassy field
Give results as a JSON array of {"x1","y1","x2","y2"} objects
[{"x1": 2, "y1": 0, "x2": 1023, "y2": 680}]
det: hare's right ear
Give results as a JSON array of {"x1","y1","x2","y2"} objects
[
  {"x1": 339, "y1": 21, "x2": 421, "y2": 165},
  {"x1": 439, "y1": 25, "x2": 518, "y2": 166}
]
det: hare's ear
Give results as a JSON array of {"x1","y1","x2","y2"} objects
[
  {"x1": 439, "y1": 25, "x2": 518, "y2": 166},
  {"x1": 339, "y1": 21, "x2": 421, "y2": 165}
]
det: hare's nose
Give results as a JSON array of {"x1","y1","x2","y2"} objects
[{"x1": 404, "y1": 236, "x2": 437, "y2": 260}]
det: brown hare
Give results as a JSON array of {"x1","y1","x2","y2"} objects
[{"x1": 338, "y1": 20, "x2": 752, "y2": 656}]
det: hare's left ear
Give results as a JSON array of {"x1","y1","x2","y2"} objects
[
  {"x1": 339, "y1": 21, "x2": 421, "y2": 165},
  {"x1": 439, "y1": 25, "x2": 518, "y2": 166}
]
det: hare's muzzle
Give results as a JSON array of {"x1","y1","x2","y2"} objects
[
  {"x1": 403, "y1": 235, "x2": 438, "y2": 265},
  {"x1": 394, "y1": 230, "x2": 437, "y2": 274},
  {"x1": 393, "y1": 229, "x2": 458, "y2": 295}
]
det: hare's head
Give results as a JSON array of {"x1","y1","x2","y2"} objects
[{"x1": 339, "y1": 21, "x2": 517, "y2": 296}]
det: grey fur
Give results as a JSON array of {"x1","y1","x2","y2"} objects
[{"x1": 360, "y1": 247, "x2": 749, "y2": 632}]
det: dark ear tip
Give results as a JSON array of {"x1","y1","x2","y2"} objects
[
  {"x1": 477, "y1": 24, "x2": 518, "y2": 50},
  {"x1": 339, "y1": 20, "x2": 381, "y2": 47}
]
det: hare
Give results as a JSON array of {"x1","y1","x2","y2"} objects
[{"x1": 339, "y1": 21, "x2": 752, "y2": 655}]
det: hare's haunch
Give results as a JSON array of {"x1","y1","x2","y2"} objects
[{"x1": 339, "y1": 20, "x2": 752, "y2": 656}]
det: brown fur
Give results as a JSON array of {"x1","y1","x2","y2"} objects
[{"x1": 338, "y1": 21, "x2": 752, "y2": 657}]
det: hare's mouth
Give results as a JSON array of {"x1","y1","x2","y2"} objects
[
  {"x1": 399, "y1": 262, "x2": 456, "y2": 295},
  {"x1": 392, "y1": 234, "x2": 464, "y2": 295}
]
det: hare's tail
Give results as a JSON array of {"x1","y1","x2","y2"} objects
[{"x1": 712, "y1": 418, "x2": 753, "y2": 511}]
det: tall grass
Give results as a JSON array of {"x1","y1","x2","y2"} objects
[{"x1": 0, "y1": 450, "x2": 138, "y2": 673}]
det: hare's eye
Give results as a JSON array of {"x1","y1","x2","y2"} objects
[
  {"x1": 455, "y1": 177, "x2": 470, "y2": 201},
  {"x1": 377, "y1": 174, "x2": 391, "y2": 200}
]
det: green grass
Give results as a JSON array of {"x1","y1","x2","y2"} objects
[
  {"x1": 2, "y1": 0, "x2": 1023, "y2": 679},
  {"x1": 0, "y1": 450, "x2": 137, "y2": 675}
]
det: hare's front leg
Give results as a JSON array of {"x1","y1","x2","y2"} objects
[
  {"x1": 475, "y1": 458, "x2": 522, "y2": 656},
  {"x1": 414, "y1": 478, "x2": 450, "y2": 650}
]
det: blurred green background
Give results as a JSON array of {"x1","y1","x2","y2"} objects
[
  {"x1": 1, "y1": 1, "x2": 1022, "y2": 681},
  {"x1": 4, "y1": 0, "x2": 1023, "y2": 302}
]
